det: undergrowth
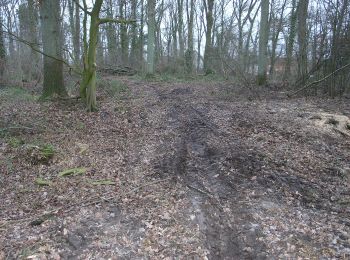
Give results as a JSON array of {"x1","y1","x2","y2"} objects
[
  {"x1": 97, "y1": 77, "x2": 130, "y2": 98},
  {"x1": 0, "y1": 86, "x2": 37, "y2": 102}
]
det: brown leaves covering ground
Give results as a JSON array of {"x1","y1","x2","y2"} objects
[{"x1": 0, "y1": 77, "x2": 349, "y2": 259}]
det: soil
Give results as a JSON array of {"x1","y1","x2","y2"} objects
[{"x1": 0, "y1": 77, "x2": 350, "y2": 259}]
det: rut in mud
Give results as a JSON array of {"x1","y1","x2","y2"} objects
[{"x1": 151, "y1": 86, "x2": 268, "y2": 259}]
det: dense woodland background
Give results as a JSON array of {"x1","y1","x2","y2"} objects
[{"x1": 0, "y1": 0, "x2": 349, "y2": 110}]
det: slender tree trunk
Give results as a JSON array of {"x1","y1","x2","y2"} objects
[
  {"x1": 146, "y1": 0, "x2": 156, "y2": 75},
  {"x1": 130, "y1": 0, "x2": 138, "y2": 66},
  {"x1": 28, "y1": 0, "x2": 39, "y2": 78},
  {"x1": 269, "y1": 0, "x2": 286, "y2": 77},
  {"x1": 203, "y1": 0, "x2": 214, "y2": 74},
  {"x1": 257, "y1": 0, "x2": 269, "y2": 85},
  {"x1": 39, "y1": 0, "x2": 66, "y2": 98},
  {"x1": 80, "y1": 0, "x2": 103, "y2": 111},
  {"x1": 68, "y1": 0, "x2": 80, "y2": 63},
  {"x1": 297, "y1": 0, "x2": 309, "y2": 85},
  {"x1": 74, "y1": 1, "x2": 81, "y2": 63},
  {"x1": 185, "y1": 0, "x2": 195, "y2": 74},
  {"x1": 120, "y1": 0, "x2": 128, "y2": 65},
  {"x1": 177, "y1": 0, "x2": 184, "y2": 58},
  {"x1": 0, "y1": 17, "x2": 5, "y2": 78},
  {"x1": 106, "y1": 1, "x2": 117, "y2": 65},
  {"x1": 171, "y1": 9, "x2": 178, "y2": 59},
  {"x1": 283, "y1": 0, "x2": 297, "y2": 80},
  {"x1": 139, "y1": 0, "x2": 144, "y2": 66}
]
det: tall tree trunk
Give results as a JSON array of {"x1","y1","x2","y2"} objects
[
  {"x1": 68, "y1": 0, "x2": 81, "y2": 63},
  {"x1": 257, "y1": 0, "x2": 269, "y2": 85},
  {"x1": 27, "y1": 0, "x2": 39, "y2": 79},
  {"x1": 171, "y1": 8, "x2": 178, "y2": 59},
  {"x1": 185, "y1": 0, "x2": 195, "y2": 74},
  {"x1": 146, "y1": 0, "x2": 156, "y2": 75},
  {"x1": 0, "y1": 17, "x2": 5, "y2": 78},
  {"x1": 177, "y1": 0, "x2": 184, "y2": 58},
  {"x1": 139, "y1": 0, "x2": 144, "y2": 66},
  {"x1": 80, "y1": 0, "x2": 103, "y2": 111},
  {"x1": 106, "y1": 0, "x2": 117, "y2": 65},
  {"x1": 203, "y1": 0, "x2": 214, "y2": 74},
  {"x1": 120, "y1": 0, "x2": 128, "y2": 65},
  {"x1": 269, "y1": 0, "x2": 286, "y2": 77},
  {"x1": 297, "y1": 0, "x2": 309, "y2": 85},
  {"x1": 130, "y1": 0, "x2": 138, "y2": 66},
  {"x1": 39, "y1": 0, "x2": 66, "y2": 98},
  {"x1": 74, "y1": 1, "x2": 81, "y2": 62},
  {"x1": 283, "y1": 0, "x2": 297, "y2": 80}
]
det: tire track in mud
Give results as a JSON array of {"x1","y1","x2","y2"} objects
[{"x1": 150, "y1": 86, "x2": 267, "y2": 259}]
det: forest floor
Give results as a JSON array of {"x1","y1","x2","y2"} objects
[{"x1": 0, "y1": 75, "x2": 350, "y2": 259}]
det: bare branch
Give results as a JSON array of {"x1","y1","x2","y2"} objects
[
  {"x1": 72, "y1": 0, "x2": 92, "y2": 15},
  {"x1": 1, "y1": 26, "x2": 82, "y2": 75},
  {"x1": 288, "y1": 63, "x2": 350, "y2": 97},
  {"x1": 98, "y1": 18, "x2": 136, "y2": 25}
]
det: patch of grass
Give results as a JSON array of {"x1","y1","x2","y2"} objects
[
  {"x1": 0, "y1": 86, "x2": 37, "y2": 102},
  {"x1": 40, "y1": 144, "x2": 55, "y2": 160},
  {"x1": 76, "y1": 120, "x2": 86, "y2": 130},
  {"x1": 133, "y1": 72, "x2": 228, "y2": 84},
  {"x1": 7, "y1": 137, "x2": 24, "y2": 148},
  {"x1": 25, "y1": 143, "x2": 55, "y2": 164},
  {"x1": 98, "y1": 77, "x2": 130, "y2": 98}
]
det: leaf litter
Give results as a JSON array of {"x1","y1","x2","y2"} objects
[{"x1": 0, "y1": 77, "x2": 349, "y2": 259}]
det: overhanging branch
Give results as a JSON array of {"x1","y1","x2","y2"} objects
[
  {"x1": 288, "y1": 62, "x2": 350, "y2": 97},
  {"x1": 2, "y1": 28, "x2": 82, "y2": 75},
  {"x1": 98, "y1": 18, "x2": 137, "y2": 25}
]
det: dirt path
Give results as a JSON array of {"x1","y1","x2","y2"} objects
[{"x1": 1, "y1": 78, "x2": 350, "y2": 259}]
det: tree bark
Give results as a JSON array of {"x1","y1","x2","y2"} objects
[
  {"x1": 106, "y1": 0, "x2": 117, "y2": 65},
  {"x1": 203, "y1": 0, "x2": 214, "y2": 74},
  {"x1": 130, "y1": 0, "x2": 138, "y2": 66},
  {"x1": 185, "y1": 0, "x2": 195, "y2": 74},
  {"x1": 297, "y1": 0, "x2": 309, "y2": 85},
  {"x1": 80, "y1": 0, "x2": 103, "y2": 111},
  {"x1": 146, "y1": 0, "x2": 156, "y2": 75},
  {"x1": 0, "y1": 17, "x2": 5, "y2": 78},
  {"x1": 177, "y1": 0, "x2": 184, "y2": 58},
  {"x1": 120, "y1": 0, "x2": 128, "y2": 65},
  {"x1": 283, "y1": 0, "x2": 297, "y2": 80},
  {"x1": 39, "y1": 0, "x2": 66, "y2": 98},
  {"x1": 257, "y1": 0, "x2": 269, "y2": 85}
]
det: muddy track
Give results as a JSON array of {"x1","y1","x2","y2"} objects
[{"x1": 149, "y1": 85, "x2": 267, "y2": 259}]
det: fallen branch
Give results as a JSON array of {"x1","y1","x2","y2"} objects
[{"x1": 288, "y1": 63, "x2": 350, "y2": 97}]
